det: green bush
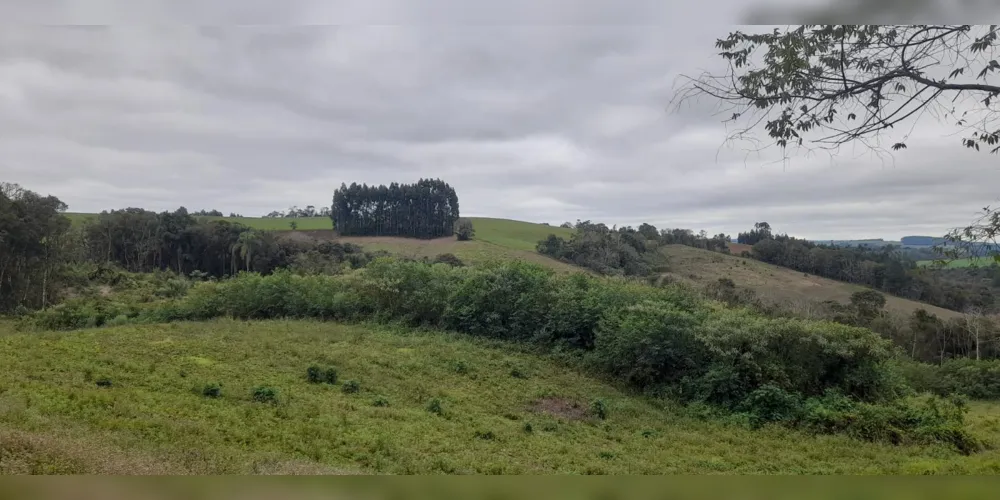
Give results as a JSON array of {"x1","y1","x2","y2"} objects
[
  {"x1": 427, "y1": 398, "x2": 444, "y2": 416},
  {"x1": 202, "y1": 383, "x2": 222, "y2": 398},
  {"x1": 593, "y1": 301, "x2": 704, "y2": 389},
  {"x1": 342, "y1": 380, "x2": 360, "y2": 394},
  {"x1": 251, "y1": 386, "x2": 279, "y2": 404},
  {"x1": 590, "y1": 399, "x2": 609, "y2": 420},
  {"x1": 372, "y1": 396, "x2": 390, "y2": 407},
  {"x1": 306, "y1": 365, "x2": 337, "y2": 385},
  {"x1": 26, "y1": 256, "x2": 982, "y2": 450},
  {"x1": 799, "y1": 392, "x2": 981, "y2": 454},
  {"x1": 443, "y1": 261, "x2": 554, "y2": 341},
  {"x1": 899, "y1": 358, "x2": 1000, "y2": 400},
  {"x1": 692, "y1": 310, "x2": 901, "y2": 405}
]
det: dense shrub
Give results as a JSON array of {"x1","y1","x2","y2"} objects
[
  {"x1": 202, "y1": 383, "x2": 222, "y2": 398},
  {"x1": 798, "y1": 392, "x2": 980, "y2": 454},
  {"x1": 899, "y1": 358, "x2": 1000, "y2": 400},
  {"x1": 692, "y1": 310, "x2": 901, "y2": 404},
  {"x1": 342, "y1": 380, "x2": 361, "y2": 394},
  {"x1": 21, "y1": 257, "x2": 983, "y2": 450},
  {"x1": 454, "y1": 219, "x2": 475, "y2": 241},
  {"x1": 251, "y1": 386, "x2": 279, "y2": 404},
  {"x1": 443, "y1": 261, "x2": 555, "y2": 341},
  {"x1": 593, "y1": 301, "x2": 704, "y2": 389}
]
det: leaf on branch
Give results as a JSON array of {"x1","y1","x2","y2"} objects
[
  {"x1": 847, "y1": 113, "x2": 856, "y2": 120},
  {"x1": 891, "y1": 143, "x2": 907, "y2": 150},
  {"x1": 949, "y1": 67, "x2": 966, "y2": 79}
]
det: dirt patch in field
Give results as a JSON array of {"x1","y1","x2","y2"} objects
[
  {"x1": 726, "y1": 242, "x2": 753, "y2": 255},
  {"x1": 528, "y1": 397, "x2": 589, "y2": 421}
]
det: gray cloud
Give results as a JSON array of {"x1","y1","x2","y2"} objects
[{"x1": 1, "y1": 1, "x2": 998, "y2": 241}]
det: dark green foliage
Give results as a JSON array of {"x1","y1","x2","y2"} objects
[
  {"x1": 900, "y1": 358, "x2": 1000, "y2": 400},
  {"x1": 306, "y1": 366, "x2": 323, "y2": 384},
  {"x1": 202, "y1": 383, "x2": 222, "y2": 398},
  {"x1": 474, "y1": 430, "x2": 496, "y2": 440},
  {"x1": 593, "y1": 302, "x2": 704, "y2": 389},
  {"x1": 590, "y1": 399, "x2": 609, "y2": 420},
  {"x1": 251, "y1": 386, "x2": 278, "y2": 404},
  {"x1": 509, "y1": 368, "x2": 528, "y2": 379},
  {"x1": 537, "y1": 221, "x2": 652, "y2": 277},
  {"x1": 0, "y1": 182, "x2": 72, "y2": 313},
  {"x1": 427, "y1": 398, "x2": 444, "y2": 416},
  {"x1": 331, "y1": 179, "x2": 460, "y2": 239},
  {"x1": 323, "y1": 367, "x2": 338, "y2": 385},
  {"x1": 455, "y1": 218, "x2": 475, "y2": 241},
  {"x1": 95, "y1": 377, "x2": 113, "y2": 388},
  {"x1": 443, "y1": 261, "x2": 554, "y2": 341},
  {"x1": 522, "y1": 422, "x2": 533, "y2": 433},
  {"x1": 372, "y1": 396, "x2": 390, "y2": 407},
  {"x1": 798, "y1": 392, "x2": 980, "y2": 454},
  {"x1": 342, "y1": 380, "x2": 360, "y2": 394},
  {"x1": 26, "y1": 256, "x2": 982, "y2": 449},
  {"x1": 736, "y1": 385, "x2": 803, "y2": 427},
  {"x1": 307, "y1": 365, "x2": 337, "y2": 385}
]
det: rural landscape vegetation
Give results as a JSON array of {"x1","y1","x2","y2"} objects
[{"x1": 5, "y1": 24, "x2": 1000, "y2": 475}]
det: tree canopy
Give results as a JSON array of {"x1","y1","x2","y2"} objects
[
  {"x1": 678, "y1": 25, "x2": 1000, "y2": 156},
  {"x1": 331, "y1": 179, "x2": 460, "y2": 239},
  {"x1": 678, "y1": 24, "x2": 1000, "y2": 255}
]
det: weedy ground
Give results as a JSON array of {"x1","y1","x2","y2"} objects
[{"x1": 2, "y1": 319, "x2": 1000, "y2": 474}]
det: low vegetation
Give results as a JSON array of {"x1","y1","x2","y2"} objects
[
  {"x1": 3, "y1": 319, "x2": 1000, "y2": 474},
  {"x1": 16, "y1": 258, "x2": 986, "y2": 452}
]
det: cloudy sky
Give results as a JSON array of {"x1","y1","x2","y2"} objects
[{"x1": 2, "y1": 1, "x2": 998, "y2": 240}]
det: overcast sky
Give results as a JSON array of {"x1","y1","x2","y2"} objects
[{"x1": 2, "y1": 1, "x2": 998, "y2": 240}]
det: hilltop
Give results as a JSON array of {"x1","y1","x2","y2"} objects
[{"x1": 3, "y1": 319, "x2": 999, "y2": 474}]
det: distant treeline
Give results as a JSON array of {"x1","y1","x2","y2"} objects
[
  {"x1": 735, "y1": 222, "x2": 1000, "y2": 313},
  {"x1": 0, "y1": 180, "x2": 464, "y2": 313},
  {"x1": 331, "y1": 179, "x2": 460, "y2": 239},
  {"x1": 263, "y1": 206, "x2": 330, "y2": 218}
]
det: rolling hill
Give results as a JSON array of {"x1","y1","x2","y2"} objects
[
  {"x1": 664, "y1": 244, "x2": 961, "y2": 319},
  {"x1": 65, "y1": 212, "x2": 962, "y2": 317},
  {"x1": 2, "y1": 319, "x2": 999, "y2": 474}
]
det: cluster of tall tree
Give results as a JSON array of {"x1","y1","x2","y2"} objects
[
  {"x1": 264, "y1": 205, "x2": 331, "y2": 218},
  {"x1": 83, "y1": 207, "x2": 260, "y2": 276},
  {"x1": 0, "y1": 183, "x2": 73, "y2": 312},
  {"x1": 737, "y1": 222, "x2": 776, "y2": 245},
  {"x1": 331, "y1": 179, "x2": 460, "y2": 239}
]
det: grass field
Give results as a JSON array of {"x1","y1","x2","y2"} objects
[
  {"x1": 2, "y1": 319, "x2": 1000, "y2": 475},
  {"x1": 270, "y1": 217, "x2": 580, "y2": 273},
  {"x1": 917, "y1": 257, "x2": 1000, "y2": 269},
  {"x1": 662, "y1": 245, "x2": 962, "y2": 319}
]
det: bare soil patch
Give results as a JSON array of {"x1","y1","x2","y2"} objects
[{"x1": 528, "y1": 397, "x2": 589, "y2": 421}]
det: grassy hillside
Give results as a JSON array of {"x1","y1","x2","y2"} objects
[
  {"x1": 276, "y1": 218, "x2": 579, "y2": 273},
  {"x1": 663, "y1": 245, "x2": 961, "y2": 319},
  {"x1": 2, "y1": 318, "x2": 1000, "y2": 474}
]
